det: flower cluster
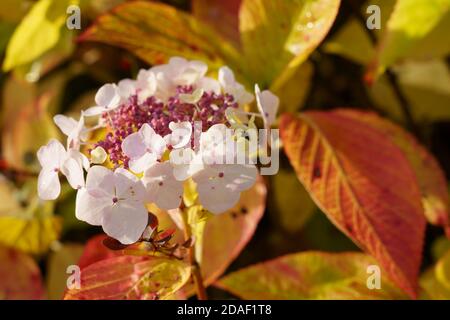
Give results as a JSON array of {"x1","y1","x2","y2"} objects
[{"x1": 37, "y1": 57, "x2": 279, "y2": 244}]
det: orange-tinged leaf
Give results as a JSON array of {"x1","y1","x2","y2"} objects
[
  {"x1": 79, "y1": 1, "x2": 240, "y2": 71},
  {"x1": 216, "y1": 251, "x2": 407, "y2": 299},
  {"x1": 78, "y1": 234, "x2": 123, "y2": 269},
  {"x1": 280, "y1": 110, "x2": 426, "y2": 297},
  {"x1": 64, "y1": 255, "x2": 190, "y2": 300},
  {"x1": 156, "y1": 178, "x2": 267, "y2": 298},
  {"x1": 0, "y1": 246, "x2": 45, "y2": 299},
  {"x1": 192, "y1": 0, "x2": 241, "y2": 46},
  {"x1": 333, "y1": 109, "x2": 450, "y2": 236}
]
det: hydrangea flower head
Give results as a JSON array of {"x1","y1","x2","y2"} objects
[{"x1": 36, "y1": 57, "x2": 279, "y2": 244}]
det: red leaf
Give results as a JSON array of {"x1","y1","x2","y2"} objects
[
  {"x1": 280, "y1": 110, "x2": 426, "y2": 298},
  {"x1": 78, "y1": 234, "x2": 122, "y2": 269},
  {"x1": 0, "y1": 246, "x2": 45, "y2": 299},
  {"x1": 64, "y1": 256, "x2": 190, "y2": 300}
]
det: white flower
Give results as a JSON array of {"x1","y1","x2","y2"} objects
[
  {"x1": 135, "y1": 69, "x2": 157, "y2": 104},
  {"x1": 219, "y1": 66, "x2": 254, "y2": 106},
  {"x1": 75, "y1": 166, "x2": 148, "y2": 244},
  {"x1": 193, "y1": 164, "x2": 257, "y2": 214},
  {"x1": 142, "y1": 162, "x2": 183, "y2": 210},
  {"x1": 121, "y1": 124, "x2": 166, "y2": 173},
  {"x1": 84, "y1": 83, "x2": 121, "y2": 116},
  {"x1": 53, "y1": 114, "x2": 87, "y2": 150},
  {"x1": 164, "y1": 121, "x2": 192, "y2": 149},
  {"x1": 37, "y1": 139, "x2": 88, "y2": 200},
  {"x1": 255, "y1": 84, "x2": 279, "y2": 128},
  {"x1": 118, "y1": 79, "x2": 137, "y2": 102}
]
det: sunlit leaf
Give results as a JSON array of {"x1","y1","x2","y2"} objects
[
  {"x1": 64, "y1": 255, "x2": 191, "y2": 300},
  {"x1": 368, "y1": 59, "x2": 450, "y2": 123},
  {"x1": 46, "y1": 243, "x2": 84, "y2": 300},
  {"x1": 270, "y1": 61, "x2": 313, "y2": 113},
  {"x1": 269, "y1": 168, "x2": 316, "y2": 233},
  {"x1": 2, "y1": 0, "x2": 77, "y2": 71},
  {"x1": 192, "y1": 0, "x2": 241, "y2": 46},
  {"x1": 371, "y1": 0, "x2": 450, "y2": 76},
  {"x1": 2, "y1": 91, "x2": 59, "y2": 172},
  {"x1": 239, "y1": 0, "x2": 340, "y2": 87},
  {"x1": 0, "y1": 176, "x2": 21, "y2": 216},
  {"x1": 156, "y1": 178, "x2": 267, "y2": 298},
  {"x1": 0, "y1": 245, "x2": 45, "y2": 299},
  {"x1": 0, "y1": 193, "x2": 62, "y2": 255},
  {"x1": 78, "y1": 234, "x2": 123, "y2": 269},
  {"x1": 79, "y1": 1, "x2": 240, "y2": 72},
  {"x1": 334, "y1": 109, "x2": 449, "y2": 236},
  {"x1": 420, "y1": 249, "x2": 450, "y2": 299},
  {"x1": 280, "y1": 110, "x2": 426, "y2": 297},
  {"x1": 216, "y1": 251, "x2": 407, "y2": 299}
]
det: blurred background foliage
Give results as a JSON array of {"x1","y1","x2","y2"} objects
[{"x1": 0, "y1": 0, "x2": 449, "y2": 299}]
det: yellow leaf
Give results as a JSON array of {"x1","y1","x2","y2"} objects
[
  {"x1": 0, "y1": 195, "x2": 62, "y2": 255},
  {"x1": 239, "y1": 0, "x2": 340, "y2": 87},
  {"x1": 269, "y1": 169, "x2": 316, "y2": 233},
  {"x1": 46, "y1": 243, "x2": 84, "y2": 299},
  {"x1": 3, "y1": 0, "x2": 78, "y2": 71}
]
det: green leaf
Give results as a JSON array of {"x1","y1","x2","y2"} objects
[
  {"x1": 79, "y1": 1, "x2": 241, "y2": 72},
  {"x1": 216, "y1": 251, "x2": 407, "y2": 299},
  {"x1": 64, "y1": 255, "x2": 191, "y2": 300},
  {"x1": 46, "y1": 243, "x2": 84, "y2": 300},
  {"x1": 269, "y1": 168, "x2": 316, "y2": 233},
  {"x1": 239, "y1": 0, "x2": 340, "y2": 87},
  {"x1": 420, "y1": 249, "x2": 450, "y2": 299},
  {"x1": 3, "y1": 0, "x2": 77, "y2": 71},
  {"x1": 0, "y1": 246, "x2": 45, "y2": 299},
  {"x1": 372, "y1": 0, "x2": 450, "y2": 76}
]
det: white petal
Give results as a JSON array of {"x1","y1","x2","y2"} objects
[
  {"x1": 167, "y1": 121, "x2": 192, "y2": 149},
  {"x1": 38, "y1": 168, "x2": 61, "y2": 200},
  {"x1": 95, "y1": 83, "x2": 120, "y2": 110},
  {"x1": 197, "y1": 77, "x2": 221, "y2": 94},
  {"x1": 129, "y1": 152, "x2": 157, "y2": 173},
  {"x1": 197, "y1": 180, "x2": 240, "y2": 214},
  {"x1": 85, "y1": 166, "x2": 115, "y2": 196},
  {"x1": 118, "y1": 79, "x2": 136, "y2": 99},
  {"x1": 53, "y1": 115, "x2": 77, "y2": 136},
  {"x1": 121, "y1": 131, "x2": 146, "y2": 159},
  {"x1": 255, "y1": 84, "x2": 279, "y2": 127},
  {"x1": 83, "y1": 106, "x2": 106, "y2": 117},
  {"x1": 75, "y1": 188, "x2": 110, "y2": 226},
  {"x1": 140, "y1": 124, "x2": 166, "y2": 157},
  {"x1": 37, "y1": 139, "x2": 67, "y2": 169},
  {"x1": 143, "y1": 162, "x2": 183, "y2": 210},
  {"x1": 102, "y1": 202, "x2": 148, "y2": 244},
  {"x1": 114, "y1": 168, "x2": 146, "y2": 201},
  {"x1": 61, "y1": 157, "x2": 85, "y2": 189},
  {"x1": 218, "y1": 66, "x2": 235, "y2": 88},
  {"x1": 222, "y1": 164, "x2": 258, "y2": 192}
]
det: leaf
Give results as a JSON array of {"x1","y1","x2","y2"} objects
[
  {"x1": 192, "y1": 0, "x2": 241, "y2": 46},
  {"x1": 0, "y1": 175, "x2": 21, "y2": 216},
  {"x1": 239, "y1": 0, "x2": 340, "y2": 87},
  {"x1": 0, "y1": 192, "x2": 62, "y2": 255},
  {"x1": 420, "y1": 249, "x2": 450, "y2": 299},
  {"x1": 369, "y1": 59, "x2": 450, "y2": 123},
  {"x1": 270, "y1": 61, "x2": 314, "y2": 113},
  {"x1": 333, "y1": 109, "x2": 449, "y2": 236},
  {"x1": 371, "y1": 0, "x2": 450, "y2": 76},
  {"x1": 64, "y1": 255, "x2": 191, "y2": 300},
  {"x1": 269, "y1": 168, "x2": 316, "y2": 233},
  {"x1": 2, "y1": 92, "x2": 60, "y2": 172},
  {"x1": 2, "y1": 0, "x2": 77, "y2": 71},
  {"x1": 79, "y1": 1, "x2": 240, "y2": 71},
  {"x1": 156, "y1": 177, "x2": 267, "y2": 298},
  {"x1": 280, "y1": 110, "x2": 426, "y2": 297},
  {"x1": 78, "y1": 234, "x2": 123, "y2": 269},
  {"x1": 216, "y1": 251, "x2": 407, "y2": 299},
  {"x1": 46, "y1": 243, "x2": 84, "y2": 300},
  {"x1": 0, "y1": 245, "x2": 45, "y2": 299}
]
